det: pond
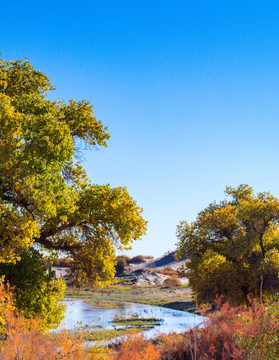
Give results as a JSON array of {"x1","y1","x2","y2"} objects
[{"x1": 55, "y1": 298, "x2": 205, "y2": 339}]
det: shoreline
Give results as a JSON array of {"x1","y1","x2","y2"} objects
[{"x1": 65, "y1": 284, "x2": 198, "y2": 314}]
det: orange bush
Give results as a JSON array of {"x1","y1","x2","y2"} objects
[
  {"x1": 163, "y1": 276, "x2": 182, "y2": 287},
  {"x1": 157, "y1": 297, "x2": 279, "y2": 359},
  {"x1": 157, "y1": 268, "x2": 178, "y2": 276},
  {"x1": 0, "y1": 283, "x2": 108, "y2": 359},
  {"x1": 109, "y1": 297, "x2": 279, "y2": 360},
  {"x1": 109, "y1": 332, "x2": 160, "y2": 360}
]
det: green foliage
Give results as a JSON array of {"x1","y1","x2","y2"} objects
[
  {"x1": 0, "y1": 248, "x2": 65, "y2": 331},
  {"x1": 115, "y1": 257, "x2": 127, "y2": 272},
  {"x1": 177, "y1": 184, "x2": 279, "y2": 304},
  {"x1": 0, "y1": 57, "x2": 147, "y2": 288}
]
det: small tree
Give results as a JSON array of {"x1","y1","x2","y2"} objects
[
  {"x1": 0, "y1": 248, "x2": 65, "y2": 331},
  {"x1": 177, "y1": 185, "x2": 279, "y2": 304}
]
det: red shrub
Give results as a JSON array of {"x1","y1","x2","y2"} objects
[
  {"x1": 129, "y1": 255, "x2": 146, "y2": 264},
  {"x1": 159, "y1": 296, "x2": 279, "y2": 360},
  {"x1": 110, "y1": 297, "x2": 279, "y2": 360}
]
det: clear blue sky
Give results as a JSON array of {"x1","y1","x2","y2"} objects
[{"x1": 2, "y1": 1, "x2": 279, "y2": 256}]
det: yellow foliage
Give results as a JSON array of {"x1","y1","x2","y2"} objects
[
  {"x1": 0, "y1": 57, "x2": 147, "y2": 285},
  {"x1": 177, "y1": 184, "x2": 279, "y2": 304}
]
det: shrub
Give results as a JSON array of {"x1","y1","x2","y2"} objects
[
  {"x1": 163, "y1": 277, "x2": 182, "y2": 287},
  {"x1": 109, "y1": 297, "x2": 279, "y2": 360},
  {"x1": 129, "y1": 255, "x2": 146, "y2": 264},
  {"x1": 164, "y1": 265, "x2": 173, "y2": 271},
  {"x1": 116, "y1": 255, "x2": 131, "y2": 263},
  {"x1": 157, "y1": 267, "x2": 178, "y2": 276},
  {"x1": 0, "y1": 248, "x2": 65, "y2": 331},
  {"x1": 109, "y1": 332, "x2": 160, "y2": 360},
  {"x1": 52, "y1": 258, "x2": 72, "y2": 267},
  {"x1": 177, "y1": 264, "x2": 188, "y2": 277},
  {"x1": 115, "y1": 257, "x2": 127, "y2": 272},
  {"x1": 41, "y1": 257, "x2": 71, "y2": 267},
  {"x1": 0, "y1": 282, "x2": 107, "y2": 359}
]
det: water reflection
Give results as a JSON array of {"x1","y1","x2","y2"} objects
[{"x1": 55, "y1": 299, "x2": 204, "y2": 338}]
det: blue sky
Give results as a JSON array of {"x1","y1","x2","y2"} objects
[{"x1": 2, "y1": 1, "x2": 279, "y2": 256}]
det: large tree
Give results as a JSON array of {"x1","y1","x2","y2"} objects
[
  {"x1": 0, "y1": 58, "x2": 147, "y2": 286},
  {"x1": 176, "y1": 185, "x2": 279, "y2": 305}
]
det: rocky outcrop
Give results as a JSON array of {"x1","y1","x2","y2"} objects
[{"x1": 119, "y1": 269, "x2": 169, "y2": 286}]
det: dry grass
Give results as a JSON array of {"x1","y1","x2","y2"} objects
[
  {"x1": 163, "y1": 277, "x2": 182, "y2": 287},
  {"x1": 66, "y1": 284, "x2": 193, "y2": 311}
]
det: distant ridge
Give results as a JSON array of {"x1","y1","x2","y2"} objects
[{"x1": 142, "y1": 251, "x2": 186, "y2": 269}]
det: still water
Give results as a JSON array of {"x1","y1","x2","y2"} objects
[{"x1": 56, "y1": 299, "x2": 205, "y2": 338}]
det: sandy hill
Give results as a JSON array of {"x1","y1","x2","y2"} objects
[
  {"x1": 118, "y1": 251, "x2": 188, "y2": 286},
  {"x1": 128, "y1": 251, "x2": 187, "y2": 271}
]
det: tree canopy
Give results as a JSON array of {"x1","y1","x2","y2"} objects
[
  {"x1": 176, "y1": 185, "x2": 279, "y2": 305},
  {"x1": 0, "y1": 57, "x2": 147, "y2": 286}
]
